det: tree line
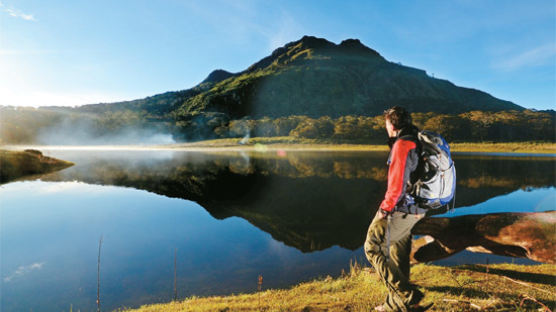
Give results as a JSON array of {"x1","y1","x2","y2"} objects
[
  {"x1": 1, "y1": 107, "x2": 553, "y2": 144},
  {"x1": 199, "y1": 110, "x2": 555, "y2": 143}
]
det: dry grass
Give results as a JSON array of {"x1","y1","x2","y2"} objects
[
  {"x1": 120, "y1": 263, "x2": 555, "y2": 312},
  {"x1": 0, "y1": 149, "x2": 74, "y2": 183},
  {"x1": 167, "y1": 138, "x2": 556, "y2": 154},
  {"x1": 450, "y1": 142, "x2": 556, "y2": 154}
]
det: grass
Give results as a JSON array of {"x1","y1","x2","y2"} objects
[
  {"x1": 168, "y1": 137, "x2": 556, "y2": 154},
  {"x1": 121, "y1": 262, "x2": 555, "y2": 312},
  {"x1": 450, "y1": 142, "x2": 556, "y2": 154},
  {"x1": 0, "y1": 149, "x2": 74, "y2": 183}
]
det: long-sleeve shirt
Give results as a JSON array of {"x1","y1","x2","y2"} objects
[{"x1": 379, "y1": 135, "x2": 420, "y2": 212}]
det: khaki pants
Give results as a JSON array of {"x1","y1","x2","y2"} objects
[{"x1": 364, "y1": 211, "x2": 425, "y2": 311}]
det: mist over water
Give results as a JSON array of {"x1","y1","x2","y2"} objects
[
  {"x1": 35, "y1": 119, "x2": 176, "y2": 145},
  {"x1": 1, "y1": 150, "x2": 554, "y2": 312}
]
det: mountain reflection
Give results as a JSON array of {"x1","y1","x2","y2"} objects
[{"x1": 41, "y1": 151, "x2": 555, "y2": 252}]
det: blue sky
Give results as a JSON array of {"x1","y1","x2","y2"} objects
[{"x1": 1, "y1": 0, "x2": 554, "y2": 110}]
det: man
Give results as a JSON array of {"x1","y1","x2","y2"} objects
[{"x1": 364, "y1": 106, "x2": 430, "y2": 312}]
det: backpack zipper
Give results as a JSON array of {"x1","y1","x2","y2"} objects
[{"x1": 440, "y1": 172, "x2": 445, "y2": 197}]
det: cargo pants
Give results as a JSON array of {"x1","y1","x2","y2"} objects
[{"x1": 364, "y1": 210, "x2": 425, "y2": 311}]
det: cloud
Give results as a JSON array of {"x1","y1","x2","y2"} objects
[
  {"x1": 38, "y1": 182, "x2": 90, "y2": 194},
  {"x1": 1, "y1": 1, "x2": 36, "y2": 21},
  {"x1": 494, "y1": 43, "x2": 556, "y2": 71},
  {"x1": 3, "y1": 262, "x2": 45, "y2": 282}
]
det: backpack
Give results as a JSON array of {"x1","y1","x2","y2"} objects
[{"x1": 411, "y1": 130, "x2": 456, "y2": 209}]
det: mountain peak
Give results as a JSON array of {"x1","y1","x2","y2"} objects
[
  {"x1": 201, "y1": 69, "x2": 234, "y2": 84},
  {"x1": 339, "y1": 38, "x2": 381, "y2": 56},
  {"x1": 246, "y1": 35, "x2": 382, "y2": 71},
  {"x1": 289, "y1": 35, "x2": 336, "y2": 50}
]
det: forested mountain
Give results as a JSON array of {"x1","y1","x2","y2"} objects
[
  {"x1": 2, "y1": 36, "x2": 552, "y2": 144},
  {"x1": 65, "y1": 35, "x2": 524, "y2": 118},
  {"x1": 170, "y1": 35, "x2": 522, "y2": 119}
]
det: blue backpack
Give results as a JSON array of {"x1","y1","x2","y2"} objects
[{"x1": 411, "y1": 131, "x2": 456, "y2": 209}]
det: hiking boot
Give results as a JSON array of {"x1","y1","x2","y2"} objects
[{"x1": 408, "y1": 289, "x2": 424, "y2": 305}]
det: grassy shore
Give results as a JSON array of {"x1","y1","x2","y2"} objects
[
  {"x1": 0, "y1": 149, "x2": 74, "y2": 183},
  {"x1": 122, "y1": 262, "x2": 555, "y2": 312},
  {"x1": 4, "y1": 139, "x2": 554, "y2": 154},
  {"x1": 450, "y1": 142, "x2": 556, "y2": 154},
  {"x1": 168, "y1": 137, "x2": 556, "y2": 154}
]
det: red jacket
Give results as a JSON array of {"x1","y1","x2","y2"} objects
[{"x1": 379, "y1": 128, "x2": 420, "y2": 212}]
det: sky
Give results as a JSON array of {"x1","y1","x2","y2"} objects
[{"x1": 0, "y1": 0, "x2": 554, "y2": 110}]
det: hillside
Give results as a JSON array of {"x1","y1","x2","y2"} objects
[
  {"x1": 67, "y1": 35, "x2": 523, "y2": 119},
  {"x1": 3, "y1": 36, "x2": 548, "y2": 144},
  {"x1": 172, "y1": 36, "x2": 522, "y2": 119}
]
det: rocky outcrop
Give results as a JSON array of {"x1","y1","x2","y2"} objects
[{"x1": 411, "y1": 211, "x2": 556, "y2": 264}]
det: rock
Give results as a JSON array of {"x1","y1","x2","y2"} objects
[{"x1": 410, "y1": 211, "x2": 556, "y2": 264}]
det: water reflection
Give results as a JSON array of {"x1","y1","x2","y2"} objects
[
  {"x1": 38, "y1": 150, "x2": 555, "y2": 252},
  {"x1": 2, "y1": 181, "x2": 357, "y2": 311},
  {"x1": 2, "y1": 150, "x2": 554, "y2": 312}
]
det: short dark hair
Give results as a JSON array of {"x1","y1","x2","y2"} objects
[{"x1": 384, "y1": 106, "x2": 412, "y2": 130}]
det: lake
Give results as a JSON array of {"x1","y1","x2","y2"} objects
[{"x1": 1, "y1": 148, "x2": 554, "y2": 312}]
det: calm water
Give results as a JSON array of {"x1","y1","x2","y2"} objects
[{"x1": 1, "y1": 149, "x2": 554, "y2": 312}]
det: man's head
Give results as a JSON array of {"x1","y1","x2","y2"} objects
[{"x1": 383, "y1": 106, "x2": 412, "y2": 138}]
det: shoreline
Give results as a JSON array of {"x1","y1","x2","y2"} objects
[
  {"x1": 0, "y1": 149, "x2": 74, "y2": 183},
  {"x1": 2, "y1": 140, "x2": 556, "y2": 154}
]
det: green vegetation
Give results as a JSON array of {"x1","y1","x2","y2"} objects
[
  {"x1": 168, "y1": 36, "x2": 522, "y2": 120},
  {"x1": 1, "y1": 107, "x2": 554, "y2": 145},
  {"x1": 179, "y1": 110, "x2": 555, "y2": 143},
  {"x1": 121, "y1": 262, "x2": 555, "y2": 312},
  {"x1": 4, "y1": 36, "x2": 551, "y2": 145},
  {"x1": 0, "y1": 149, "x2": 74, "y2": 183}
]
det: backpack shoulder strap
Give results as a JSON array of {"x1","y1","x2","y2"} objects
[{"x1": 417, "y1": 131, "x2": 442, "y2": 155}]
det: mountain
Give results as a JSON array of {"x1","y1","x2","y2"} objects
[
  {"x1": 2, "y1": 36, "x2": 535, "y2": 144},
  {"x1": 169, "y1": 35, "x2": 523, "y2": 119},
  {"x1": 68, "y1": 35, "x2": 522, "y2": 119},
  {"x1": 200, "y1": 69, "x2": 235, "y2": 84}
]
